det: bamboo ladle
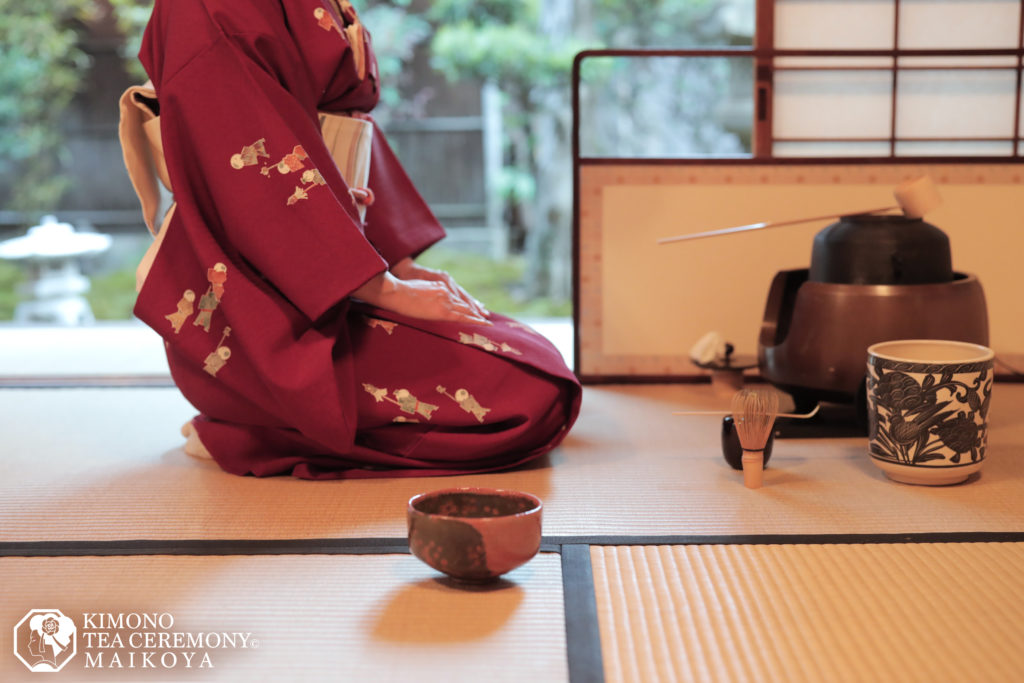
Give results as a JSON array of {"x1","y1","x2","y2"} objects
[
  {"x1": 657, "y1": 175, "x2": 942, "y2": 245},
  {"x1": 672, "y1": 403, "x2": 820, "y2": 419}
]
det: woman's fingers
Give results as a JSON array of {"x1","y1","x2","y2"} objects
[
  {"x1": 437, "y1": 285, "x2": 490, "y2": 324},
  {"x1": 383, "y1": 278, "x2": 490, "y2": 325},
  {"x1": 446, "y1": 309, "x2": 490, "y2": 325},
  {"x1": 445, "y1": 281, "x2": 485, "y2": 318},
  {"x1": 456, "y1": 285, "x2": 489, "y2": 319},
  {"x1": 392, "y1": 261, "x2": 490, "y2": 320},
  {"x1": 436, "y1": 273, "x2": 490, "y2": 319}
]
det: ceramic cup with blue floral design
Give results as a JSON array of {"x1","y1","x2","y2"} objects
[{"x1": 866, "y1": 339, "x2": 994, "y2": 486}]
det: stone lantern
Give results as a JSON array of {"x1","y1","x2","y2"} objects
[{"x1": 0, "y1": 215, "x2": 112, "y2": 325}]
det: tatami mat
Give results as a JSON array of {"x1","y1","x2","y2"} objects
[
  {"x1": 4, "y1": 384, "x2": 1024, "y2": 542},
  {"x1": 0, "y1": 552, "x2": 565, "y2": 682},
  {"x1": 592, "y1": 542, "x2": 1024, "y2": 683},
  {"x1": 2, "y1": 385, "x2": 1023, "y2": 542}
]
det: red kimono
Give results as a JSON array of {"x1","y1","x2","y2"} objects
[{"x1": 133, "y1": 0, "x2": 581, "y2": 479}]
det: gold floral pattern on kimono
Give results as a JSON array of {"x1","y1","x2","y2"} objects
[
  {"x1": 287, "y1": 169, "x2": 328, "y2": 206},
  {"x1": 363, "y1": 383, "x2": 438, "y2": 420},
  {"x1": 364, "y1": 315, "x2": 397, "y2": 335},
  {"x1": 230, "y1": 138, "x2": 269, "y2": 170},
  {"x1": 165, "y1": 289, "x2": 195, "y2": 334},
  {"x1": 437, "y1": 385, "x2": 491, "y2": 423},
  {"x1": 316, "y1": 1, "x2": 368, "y2": 80},
  {"x1": 193, "y1": 290, "x2": 219, "y2": 332},
  {"x1": 458, "y1": 332, "x2": 522, "y2": 356},
  {"x1": 207, "y1": 262, "x2": 228, "y2": 301},
  {"x1": 192, "y1": 263, "x2": 228, "y2": 332},
  {"x1": 262, "y1": 145, "x2": 309, "y2": 176},
  {"x1": 313, "y1": 6, "x2": 339, "y2": 32},
  {"x1": 203, "y1": 327, "x2": 232, "y2": 377}
]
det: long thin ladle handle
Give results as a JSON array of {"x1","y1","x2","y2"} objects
[
  {"x1": 656, "y1": 206, "x2": 896, "y2": 245},
  {"x1": 672, "y1": 404, "x2": 821, "y2": 419}
]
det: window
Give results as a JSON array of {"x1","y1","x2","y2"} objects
[
  {"x1": 576, "y1": 0, "x2": 1024, "y2": 162},
  {"x1": 765, "y1": 0, "x2": 1024, "y2": 158}
]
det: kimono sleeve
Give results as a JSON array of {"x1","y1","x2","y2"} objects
[{"x1": 157, "y1": 38, "x2": 386, "y2": 321}]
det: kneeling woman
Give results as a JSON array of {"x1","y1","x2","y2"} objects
[{"x1": 122, "y1": 0, "x2": 581, "y2": 479}]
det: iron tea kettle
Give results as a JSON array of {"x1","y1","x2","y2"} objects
[{"x1": 758, "y1": 213, "x2": 988, "y2": 408}]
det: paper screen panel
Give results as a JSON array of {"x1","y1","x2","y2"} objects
[
  {"x1": 774, "y1": 0, "x2": 895, "y2": 49},
  {"x1": 777, "y1": 0, "x2": 1021, "y2": 51},
  {"x1": 899, "y1": 0, "x2": 1021, "y2": 49},
  {"x1": 772, "y1": 1, "x2": 1022, "y2": 158},
  {"x1": 576, "y1": 162, "x2": 1024, "y2": 379},
  {"x1": 773, "y1": 69, "x2": 893, "y2": 141},
  {"x1": 896, "y1": 68, "x2": 1018, "y2": 141}
]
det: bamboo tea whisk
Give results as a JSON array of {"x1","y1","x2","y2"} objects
[{"x1": 730, "y1": 388, "x2": 780, "y2": 489}]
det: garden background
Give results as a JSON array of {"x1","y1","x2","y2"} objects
[{"x1": 0, "y1": 0, "x2": 753, "y2": 321}]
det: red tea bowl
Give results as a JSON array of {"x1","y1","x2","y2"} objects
[{"x1": 407, "y1": 488, "x2": 543, "y2": 582}]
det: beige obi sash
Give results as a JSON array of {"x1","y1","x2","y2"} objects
[
  {"x1": 118, "y1": 82, "x2": 375, "y2": 292},
  {"x1": 319, "y1": 111, "x2": 374, "y2": 221}
]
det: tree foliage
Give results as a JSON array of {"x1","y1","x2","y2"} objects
[
  {"x1": 0, "y1": 1, "x2": 92, "y2": 211},
  {"x1": 424, "y1": 0, "x2": 750, "y2": 300},
  {"x1": 108, "y1": 0, "x2": 153, "y2": 82},
  {"x1": 430, "y1": 15, "x2": 581, "y2": 90},
  {"x1": 360, "y1": 1, "x2": 432, "y2": 119},
  {"x1": 0, "y1": 1, "x2": 752, "y2": 312},
  {"x1": 0, "y1": 0, "x2": 150, "y2": 213},
  {"x1": 587, "y1": 0, "x2": 730, "y2": 47}
]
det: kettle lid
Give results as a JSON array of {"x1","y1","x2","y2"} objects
[{"x1": 809, "y1": 213, "x2": 953, "y2": 285}]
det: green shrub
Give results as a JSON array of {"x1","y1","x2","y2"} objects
[
  {"x1": 0, "y1": 260, "x2": 25, "y2": 319},
  {"x1": 86, "y1": 266, "x2": 137, "y2": 320}
]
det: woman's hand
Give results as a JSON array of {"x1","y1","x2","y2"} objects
[
  {"x1": 352, "y1": 270, "x2": 491, "y2": 325},
  {"x1": 390, "y1": 257, "x2": 490, "y2": 320}
]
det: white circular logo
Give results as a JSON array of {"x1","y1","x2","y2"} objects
[{"x1": 13, "y1": 609, "x2": 78, "y2": 672}]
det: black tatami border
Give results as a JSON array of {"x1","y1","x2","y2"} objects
[
  {"x1": 5, "y1": 531, "x2": 1024, "y2": 558},
  {"x1": 560, "y1": 544, "x2": 605, "y2": 683}
]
